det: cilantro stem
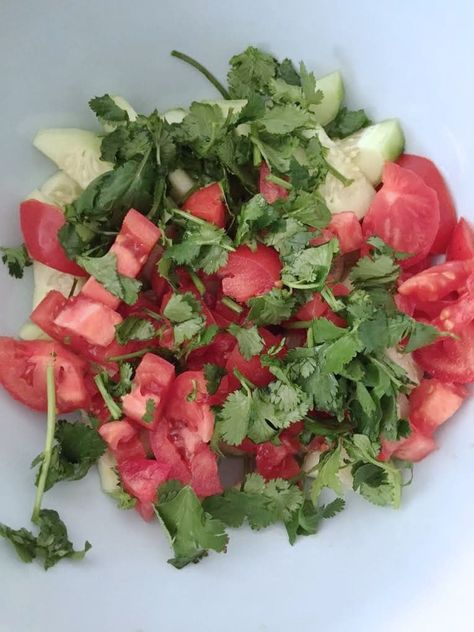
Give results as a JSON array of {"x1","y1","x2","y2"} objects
[
  {"x1": 171, "y1": 50, "x2": 230, "y2": 99},
  {"x1": 284, "y1": 320, "x2": 312, "y2": 329},
  {"x1": 107, "y1": 347, "x2": 154, "y2": 362},
  {"x1": 266, "y1": 174, "x2": 293, "y2": 191},
  {"x1": 221, "y1": 296, "x2": 243, "y2": 314},
  {"x1": 188, "y1": 270, "x2": 206, "y2": 296},
  {"x1": 68, "y1": 278, "x2": 78, "y2": 299},
  {"x1": 326, "y1": 162, "x2": 353, "y2": 187},
  {"x1": 32, "y1": 362, "x2": 56, "y2": 523},
  {"x1": 94, "y1": 374, "x2": 123, "y2": 420},
  {"x1": 253, "y1": 145, "x2": 262, "y2": 167}
]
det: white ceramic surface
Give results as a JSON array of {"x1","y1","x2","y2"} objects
[{"x1": 1, "y1": 2, "x2": 473, "y2": 631}]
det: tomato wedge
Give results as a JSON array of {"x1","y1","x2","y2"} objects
[
  {"x1": 363, "y1": 162, "x2": 440, "y2": 267},
  {"x1": 397, "y1": 260, "x2": 473, "y2": 302},
  {"x1": 218, "y1": 244, "x2": 282, "y2": 303},
  {"x1": 397, "y1": 154, "x2": 456, "y2": 254},
  {"x1": 259, "y1": 162, "x2": 289, "y2": 204},
  {"x1": 327, "y1": 212, "x2": 363, "y2": 254},
  {"x1": 226, "y1": 328, "x2": 283, "y2": 389},
  {"x1": 0, "y1": 337, "x2": 89, "y2": 413},
  {"x1": 182, "y1": 182, "x2": 226, "y2": 228},
  {"x1": 53, "y1": 295, "x2": 123, "y2": 347},
  {"x1": 99, "y1": 420, "x2": 147, "y2": 462},
  {"x1": 20, "y1": 199, "x2": 86, "y2": 276},
  {"x1": 409, "y1": 379, "x2": 466, "y2": 435},
  {"x1": 446, "y1": 218, "x2": 474, "y2": 261},
  {"x1": 117, "y1": 457, "x2": 171, "y2": 521}
]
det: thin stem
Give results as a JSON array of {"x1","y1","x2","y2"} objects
[
  {"x1": 94, "y1": 374, "x2": 123, "y2": 420},
  {"x1": 266, "y1": 174, "x2": 293, "y2": 191},
  {"x1": 221, "y1": 296, "x2": 243, "y2": 314},
  {"x1": 188, "y1": 270, "x2": 206, "y2": 296},
  {"x1": 326, "y1": 162, "x2": 353, "y2": 187},
  {"x1": 107, "y1": 347, "x2": 153, "y2": 362},
  {"x1": 32, "y1": 362, "x2": 56, "y2": 523},
  {"x1": 253, "y1": 145, "x2": 262, "y2": 167},
  {"x1": 284, "y1": 320, "x2": 312, "y2": 329},
  {"x1": 171, "y1": 50, "x2": 230, "y2": 99}
]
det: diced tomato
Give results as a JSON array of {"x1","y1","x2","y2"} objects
[
  {"x1": 255, "y1": 442, "x2": 300, "y2": 480},
  {"x1": 149, "y1": 421, "x2": 191, "y2": 484},
  {"x1": 20, "y1": 200, "x2": 86, "y2": 276},
  {"x1": 218, "y1": 244, "x2": 282, "y2": 303},
  {"x1": 182, "y1": 182, "x2": 226, "y2": 228},
  {"x1": 211, "y1": 295, "x2": 247, "y2": 328},
  {"x1": 446, "y1": 218, "x2": 474, "y2": 261},
  {"x1": 189, "y1": 443, "x2": 223, "y2": 497},
  {"x1": 294, "y1": 292, "x2": 328, "y2": 321},
  {"x1": 434, "y1": 291, "x2": 474, "y2": 334},
  {"x1": 397, "y1": 154, "x2": 456, "y2": 254},
  {"x1": 381, "y1": 427, "x2": 437, "y2": 462},
  {"x1": 309, "y1": 228, "x2": 333, "y2": 248},
  {"x1": 259, "y1": 162, "x2": 289, "y2": 204},
  {"x1": 363, "y1": 162, "x2": 440, "y2": 267},
  {"x1": 81, "y1": 278, "x2": 120, "y2": 310},
  {"x1": 226, "y1": 328, "x2": 282, "y2": 390},
  {"x1": 53, "y1": 295, "x2": 123, "y2": 347},
  {"x1": 187, "y1": 332, "x2": 236, "y2": 370},
  {"x1": 409, "y1": 379, "x2": 466, "y2": 435},
  {"x1": 398, "y1": 260, "x2": 473, "y2": 302},
  {"x1": 165, "y1": 371, "x2": 215, "y2": 446},
  {"x1": 327, "y1": 212, "x2": 363, "y2": 254},
  {"x1": 0, "y1": 337, "x2": 89, "y2": 413},
  {"x1": 121, "y1": 353, "x2": 175, "y2": 429},
  {"x1": 325, "y1": 309, "x2": 347, "y2": 328},
  {"x1": 414, "y1": 322, "x2": 474, "y2": 384},
  {"x1": 99, "y1": 419, "x2": 147, "y2": 462},
  {"x1": 117, "y1": 457, "x2": 171, "y2": 521}
]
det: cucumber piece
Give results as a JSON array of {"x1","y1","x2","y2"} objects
[
  {"x1": 102, "y1": 95, "x2": 138, "y2": 133},
  {"x1": 163, "y1": 108, "x2": 187, "y2": 125},
  {"x1": 336, "y1": 119, "x2": 405, "y2": 185},
  {"x1": 306, "y1": 126, "x2": 375, "y2": 219},
  {"x1": 168, "y1": 168, "x2": 195, "y2": 201},
  {"x1": 309, "y1": 71, "x2": 344, "y2": 126},
  {"x1": 97, "y1": 451, "x2": 120, "y2": 494},
  {"x1": 19, "y1": 321, "x2": 51, "y2": 341},
  {"x1": 39, "y1": 171, "x2": 83, "y2": 208},
  {"x1": 33, "y1": 128, "x2": 113, "y2": 189}
]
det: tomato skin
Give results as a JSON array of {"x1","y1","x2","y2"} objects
[
  {"x1": 363, "y1": 162, "x2": 440, "y2": 267},
  {"x1": 0, "y1": 337, "x2": 89, "y2": 413},
  {"x1": 149, "y1": 421, "x2": 191, "y2": 484},
  {"x1": 99, "y1": 419, "x2": 147, "y2": 462},
  {"x1": 397, "y1": 154, "x2": 456, "y2": 254},
  {"x1": 81, "y1": 278, "x2": 120, "y2": 310},
  {"x1": 294, "y1": 292, "x2": 328, "y2": 321},
  {"x1": 259, "y1": 162, "x2": 289, "y2": 203},
  {"x1": 186, "y1": 332, "x2": 235, "y2": 371},
  {"x1": 409, "y1": 379, "x2": 466, "y2": 435},
  {"x1": 218, "y1": 244, "x2": 282, "y2": 303},
  {"x1": 226, "y1": 329, "x2": 283, "y2": 390},
  {"x1": 117, "y1": 457, "x2": 171, "y2": 521},
  {"x1": 446, "y1": 218, "x2": 474, "y2": 261},
  {"x1": 414, "y1": 322, "x2": 474, "y2": 384},
  {"x1": 398, "y1": 260, "x2": 473, "y2": 302},
  {"x1": 20, "y1": 200, "x2": 86, "y2": 276},
  {"x1": 53, "y1": 295, "x2": 123, "y2": 347},
  {"x1": 122, "y1": 354, "x2": 175, "y2": 429},
  {"x1": 255, "y1": 442, "x2": 300, "y2": 480},
  {"x1": 182, "y1": 182, "x2": 226, "y2": 228},
  {"x1": 189, "y1": 443, "x2": 223, "y2": 497},
  {"x1": 327, "y1": 212, "x2": 363, "y2": 254}
]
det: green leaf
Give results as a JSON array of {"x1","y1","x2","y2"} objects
[
  {"x1": 247, "y1": 288, "x2": 297, "y2": 325},
  {"x1": 162, "y1": 291, "x2": 206, "y2": 347},
  {"x1": 227, "y1": 47, "x2": 277, "y2": 98},
  {"x1": 285, "y1": 497, "x2": 345, "y2": 545},
  {"x1": 299, "y1": 62, "x2": 323, "y2": 106},
  {"x1": 310, "y1": 444, "x2": 344, "y2": 502},
  {"x1": 108, "y1": 487, "x2": 137, "y2": 510},
  {"x1": 404, "y1": 321, "x2": 442, "y2": 353},
  {"x1": 234, "y1": 194, "x2": 277, "y2": 247},
  {"x1": 77, "y1": 252, "x2": 142, "y2": 305},
  {"x1": 155, "y1": 483, "x2": 228, "y2": 569},
  {"x1": 282, "y1": 240, "x2": 338, "y2": 290},
  {"x1": 320, "y1": 332, "x2": 363, "y2": 374},
  {"x1": 228, "y1": 323, "x2": 264, "y2": 360},
  {"x1": 89, "y1": 94, "x2": 130, "y2": 122},
  {"x1": 142, "y1": 399, "x2": 156, "y2": 425},
  {"x1": 325, "y1": 107, "x2": 371, "y2": 139},
  {"x1": 258, "y1": 105, "x2": 314, "y2": 135},
  {"x1": 0, "y1": 244, "x2": 32, "y2": 279},
  {"x1": 115, "y1": 316, "x2": 156, "y2": 344},
  {"x1": 203, "y1": 363, "x2": 226, "y2": 395},
  {"x1": 218, "y1": 390, "x2": 252, "y2": 445},
  {"x1": 310, "y1": 317, "x2": 347, "y2": 343},
  {"x1": 350, "y1": 253, "x2": 400, "y2": 288}
]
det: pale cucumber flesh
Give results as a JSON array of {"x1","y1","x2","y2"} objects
[{"x1": 309, "y1": 71, "x2": 345, "y2": 126}]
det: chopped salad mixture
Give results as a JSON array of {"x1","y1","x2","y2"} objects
[{"x1": 0, "y1": 47, "x2": 473, "y2": 569}]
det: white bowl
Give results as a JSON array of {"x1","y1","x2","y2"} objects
[{"x1": 1, "y1": 2, "x2": 473, "y2": 631}]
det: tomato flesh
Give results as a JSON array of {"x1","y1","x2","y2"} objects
[
  {"x1": 328, "y1": 212, "x2": 363, "y2": 254},
  {"x1": 226, "y1": 328, "x2": 283, "y2": 390},
  {"x1": 397, "y1": 260, "x2": 473, "y2": 302},
  {"x1": 259, "y1": 162, "x2": 289, "y2": 204},
  {"x1": 446, "y1": 218, "x2": 474, "y2": 261},
  {"x1": 117, "y1": 457, "x2": 171, "y2": 521},
  {"x1": 20, "y1": 199, "x2": 86, "y2": 276},
  {"x1": 397, "y1": 154, "x2": 456, "y2": 254},
  {"x1": 182, "y1": 182, "x2": 226, "y2": 228},
  {"x1": 409, "y1": 379, "x2": 466, "y2": 435},
  {"x1": 53, "y1": 295, "x2": 123, "y2": 347},
  {"x1": 99, "y1": 419, "x2": 147, "y2": 462},
  {"x1": 363, "y1": 162, "x2": 440, "y2": 267}
]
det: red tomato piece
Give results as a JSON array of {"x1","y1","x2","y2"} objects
[
  {"x1": 189, "y1": 443, "x2": 223, "y2": 497},
  {"x1": 259, "y1": 162, "x2": 289, "y2": 204},
  {"x1": 397, "y1": 154, "x2": 456, "y2": 254},
  {"x1": 255, "y1": 442, "x2": 300, "y2": 480},
  {"x1": 363, "y1": 162, "x2": 440, "y2": 267},
  {"x1": 446, "y1": 218, "x2": 474, "y2": 261},
  {"x1": 186, "y1": 332, "x2": 236, "y2": 371},
  {"x1": 294, "y1": 292, "x2": 328, "y2": 321},
  {"x1": 53, "y1": 295, "x2": 123, "y2": 347},
  {"x1": 99, "y1": 419, "x2": 147, "y2": 462},
  {"x1": 122, "y1": 353, "x2": 175, "y2": 429},
  {"x1": 182, "y1": 182, "x2": 226, "y2": 228},
  {"x1": 117, "y1": 457, "x2": 171, "y2": 521},
  {"x1": 434, "y1": 291, "x2": 474, "y2": 334},
  {"x1": 414, "y1": 322, "x2": 474, "y2": 384},
  {"x1": 0, "y1": 337, "x2": 89, "y2": 413},
  {"x1": 409, "y1": 379, "x2": 466, "y2": 435},
  {"x1": 81, "y1": 278, "x2": 120, "y2": 310},
  {"x1": 149, "y1": 421, "x2": 191, "y2": 484},
  {"x1": 20, "y1": 200, "x2": 86, "y2": 276},
  {"x1": 226, "y1": 328, "x2": 282, "y2": 390},
  {"x1": 165, "y1": 371, "x2": 215, "y2": 447},
  {"x1": 398, "y1": 260, "x2": 473, "y2": 302},
  {"x1": 327, "y1": 212, "x2": 363, "y2": 254},
  {"x1": 218, "y1": 244, "x2": 282, "y2": 303},
  {"x1": 381, "y1": 427, "x2": 437, "y2": 463}
]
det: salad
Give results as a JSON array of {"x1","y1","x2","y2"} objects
[{"x1": 0, "y1": 47, "x2": 473, "y2": 570}]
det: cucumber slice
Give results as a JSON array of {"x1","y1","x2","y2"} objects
[
  {"x1": 310, "y1": 126, "x2": 376, "y2": 219},
  {"x1": 102, "y1": 95, "x2": 138, "y2": 133},
  {"x1": 168, "y1": 168, "x2": 195, "y2": 201},
  {"x1": 163, "y1": 108, "x2": 187, "y2": 125},
  {"x1": 97, "y1": 451, "x2": 120, "y2": 494},
  {"x1": 39, "y1": 171, "x2": 83, "y2": 208},
  {"x1": 336, "y1": 119, "x2": 405, "y2": 185},
  {"x1": 309, "y1": 71, "x2": 344, "y2": 126},
  {"x1": 33, "y1": 128, "x2": 113, "y2": 188},
  {"x1": 19, "y1": 321, "x2": 51, "y2": 341}
]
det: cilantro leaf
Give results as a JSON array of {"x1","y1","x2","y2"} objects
[
  {"x1": 310, "y1": 444, "x2": 344, "y2": 502},
  {"x1": 285, "y1": 497, "x2": 345, "y2": 545},
  {"x1": 203, "y1": 363, "x2": 226, "y2": 395},
  {"x1": 89, "y1": 94, "x2": 130, "y2": 122},
  {"x1": 0, "y1": 509, "x2": 91, "y2": 570},
  {"x1": 350, "y1": 253, "x2": 400, "y2": 288},
  {"x1": 258, "y1": 105, "x2": 314, "y2": 135},
  {"x1": 234, "y1": 194, "x2": 278, "y2": 247},
  {"x1": 325, "y1": 107, "x2": 371, "y2": 139},
  {"x1": 142, "y1": 399, "x2": 156, "y2": 425},
  {"x1": 162, "y1": 292, "x2": 206, "y2": 346},
  {"x1": 108, "y1": 487, "x2": 137, "y2": 510},
  {"x1": 218, "y1": 390, "x2": 253, "y2": 445},
  {"x1": 299, "y1": 62, "x2": 323, "y2": 106},
  {"x1": 282, "y1": 240, "x2": 338, "y2": 290},
  {"x1": 0, "y1": 244, "x2": 32, "y2": 279},
  {"x1": 228, "y1": 323, "x2": 264, "y2": 360},
  {"x1": 247, "y1": 288, "x2": 297, "y2": 325},
  {"x1": 115, "y1": 316, "x2": 156, "y2": 344},
  {"x1": 155, "y1": 482, "x2": 228, "y2": 569},
  {"x1": 77, "y1": 252, "x2": 142, "y2": 305},
  {"x1": 227, "y1": 47, "x2": 277, "y2": 98}
]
